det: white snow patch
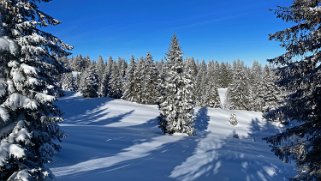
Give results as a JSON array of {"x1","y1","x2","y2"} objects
[
  {"x1": 0, "y1": 36, "x2": 17, "y2": 54},
  {"x1": 218, "y1": 88, "x2": 228, "y2": 108},
  {"x1": 9, "y1": 144, "x2": 25, "y2": 158},
  {"x1": 4, "y1": 93, "x2": 38, "y2": 110}
]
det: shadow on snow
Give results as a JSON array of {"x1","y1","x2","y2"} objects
[{"x1": 51, "y1": 93, "x2": 295, "y2": 181}]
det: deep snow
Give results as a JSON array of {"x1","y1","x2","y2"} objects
[{"x1": 49, "y1": 92, "x2": 296, "y2": 181}]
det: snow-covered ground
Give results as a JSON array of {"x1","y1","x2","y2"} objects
[{"x1": 49, "y1": 92, "x2": 296, "y2": 181}]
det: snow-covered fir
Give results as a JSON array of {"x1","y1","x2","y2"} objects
[
  {"x1": 0, "y1": 0, "x2": 72, "y2": 180},
  {"x1": 158, "y1": 35, "x2": 195, "y2": 136}
]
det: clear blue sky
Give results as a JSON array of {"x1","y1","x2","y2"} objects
[{"x1": 40, "y1": 0, "x2": 291, "y2": 64}]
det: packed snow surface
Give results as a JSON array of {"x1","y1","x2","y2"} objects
[{"x1": 49, "y1": 92, "x2": 295, "y2": 181}]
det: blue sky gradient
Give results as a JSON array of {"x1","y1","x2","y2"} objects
[{"x1": 40, "y1": 0, "x2": 292, "y2": 64}]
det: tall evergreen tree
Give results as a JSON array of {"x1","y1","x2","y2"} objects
[
  {"x1": 259, "y1": 66, "x2": 283, "y2": 115},
  {"x1": 195, "y1": 60, "x2": 207, "y2": 106},
  {"x1": 98, "y1": 57, "x2": 113, "y2": 97},
  {"x1": 219, "y1": 62, "x2": 233, "y2": 88},
  {"x1": 264, "y1": 1, "x2": 321, "y2": 179},
  {"x1": 204, "y1": 61, "x2": 220, "y2": 108},
  {"x1": 0, "y1": 0, "x2": 72, "y2": 180},
  {"x1": 122, "y1": 56, "x2": 137, "y2": 101},
  {"x1": 142, "y1": 53, "x2": 159, "y2": 104},
  {"x1": 226, "y1": 60, "x2": 250, "y2": 110},
  {"x1": 132, "y1": 58, "x2": 145, "y2": 103},
  {"x1": 249, "y1": 61, "x2": 263, "y2": 111},
  {"x1": 96, "y1": 56, "x2": 105, "y2": 83},
  {"x1": 60, "y1": 73, "x2": 76, "y2": 91},
  {"x1": 108, "y1": 61, "x2": 122, "y2": 98},
  {"x1": 159, "y1": 35, "x2": 195, "y2": 135},
  {"x1": 79, "y1": 65, "x2": 99, "y2": 98}
]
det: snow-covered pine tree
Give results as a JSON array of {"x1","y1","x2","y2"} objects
[
  {"x1": 249, "y1": 61, "x2": 263, "y2": 111},
  {"x1": 108, "y1": 61, "x2": 122, "y2": 98},
  {"x1": 226, "y1": 60, "x2": 250, "y2": 110},
  {"x1": 0, "y1": 0, "x2": 72, "y2": 180},
  {"x1": 60, "y1": 73, "x2": 76, "y2": 91},
  {"x1": 98, "y1": 57, "x2": 113, "y2": 97},
  {"x1": 142, "y1": 52, "x2": 159, "y2": 104},
  {"x1": 264, "y1": 2, "x2": 321, "y2": 179},
  {"x1": 117, "y1": 57, "x2": 127, "y2": 80},
  {"x1": 186, "y1": 57, "x2": 198, "y2": 77},
  {"x1": 219, "y1": 62, "x2": 233, "y2": 88},
  {"x1": 157, "y1": 59, "x2": 167, "y2": 105},
  {"x1": 96, "y1": 56, "x2": 105, "y2": 83},
  {"x1": 132, "y1": 58, "x2": 145, "y2": 103},
  {"x1": 204, "y1": 61, "x2": 220, "y2": 108},
  {"x1": 159, "y1": 35, "x2": 195, "y2": 135},
  {"x1": 122, "y1": 56, "x2": 137, "y2": 101},
  {"x1": 195, "y1": 60, "x2": 207, "y2": 106},
  {"x1": 259, "y1": 66, "x2": 283, "y2": 115},
  {"x1": 79, "y1": 65, "x2": 99, "y2": 98}
]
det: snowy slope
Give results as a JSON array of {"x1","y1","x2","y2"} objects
[{"x1": 49, "y1": 92, "x2": 296, "y2": 181}]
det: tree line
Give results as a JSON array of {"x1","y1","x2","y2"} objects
[{"x1": 59, "y1": 49, "x2": 282, "y2": 114}]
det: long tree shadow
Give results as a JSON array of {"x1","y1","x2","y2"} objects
[
  {"x1": 56, "y1": 92, "x2": 113, "y2": 124},
  {"x1": 51, "y1": 108, "x2": 210, "y2": 181},
  {"x1": 170, "y1": 118, "x2": 296, "y2": 181},
  {"x1": 88, "y1": 110, "x2": 134, "y2": 125},
  {"x1": 194, "y1": 107, "x2": 210, "y2": 135}
]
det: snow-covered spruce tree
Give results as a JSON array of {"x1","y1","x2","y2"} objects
[
  {"x1": 259, "y1": 66, "x2": 283, "y2": 115},
  {"x1": 265, "y1": 2, "x2": 321, "y2": 179},
  {"x1": 219, "y1": 62, "x2": 233, "y2": 88},
  {"x1": 157, "y1": 59, "x2": 167, "y2": 105},
  {"x1": 249, "y1": 61, "x2": 263, "y2": 111},
  {"x1": 122, "y1": 56, "x2": 137, "y2": 101},
  {"x1": 108, "y1": 61, "x2": 122, "y2": 98},
  {"x1": 204, "y1": 61, "x2": 220, "y2": 108},
  {"x1": 60, "y1": 73, "x2": 76, "y2": 91},
  {"x1": 226, "y1": 60, "x2": 250, "y2": 110},
  {"x1": 195, "y1": 60, "x2": 207, "y2": 106},
  {"x1": 96, "y1": 56, "x2": 105, "y2": 83},
  {"x1": 141, "y1": 53, "x2": 159, "y2": 104},
  {"x1": 98, "y1": 57, "x2": 113, "y2": 97},
  {"x1": 79, "y1": 65, "x2": 99, "y2": 98},
  {"x1": 132, "y1": 58, "x2": 145, "y2": 103},
  {"x1": 186, "y1": 57, "x2": 198, "y2": 77},
  {"x1": 159, "y1": 35, "x2": 195, "y2": 135},
  {"x1": 0, "y1": 0, "x2": 72, "y2": 180}
]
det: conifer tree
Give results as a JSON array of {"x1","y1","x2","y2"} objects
[
  {"x1": 259, "y1": 66, "x2": 283, "y2": 114},
  {"x1": 204, "y1": 61, "x2": 220, "y2": 108},
  {"x1": 159, "y1": 35, "x2": 195, "y2": 135},
  {"x1": 80, "y1": 65, "x2": 99, "y2": 98},
  {"x1": 132, "y1": 58, "x2": 145, "y2": 103},
  {"x1": 249, "y1": 61, "x2": 263, "y2": 111},
  {"x1": 226, "y1": 60, "x2": 250, "y2": 110},
  {"x1": 96, "y1": 56, "x2": 105, "y2": 83},
  {"x1": 108, "y1": 61, "x2": 122, "y2": 98},
  {"x1": 60, "y1": 73, "x2": 76, "y2": 91},
  {"x1": 0, "y1": 0, "x2": 72, "y2": 180},
  {"x1": 122, "y1": 56, "x2": 137, "y2": 101},
  {"x1": 264, "y1": 2, "x2": 321, "y2": 179},
  {"x1": 142, "y1": 53, "x2": 159, "y2": 104},
  {"x1": 195, "y1": 60, "x2": 207, "y2": 106},
  {"x1": 99, "y1": 57, "x2": 113, "y2": 97}
]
